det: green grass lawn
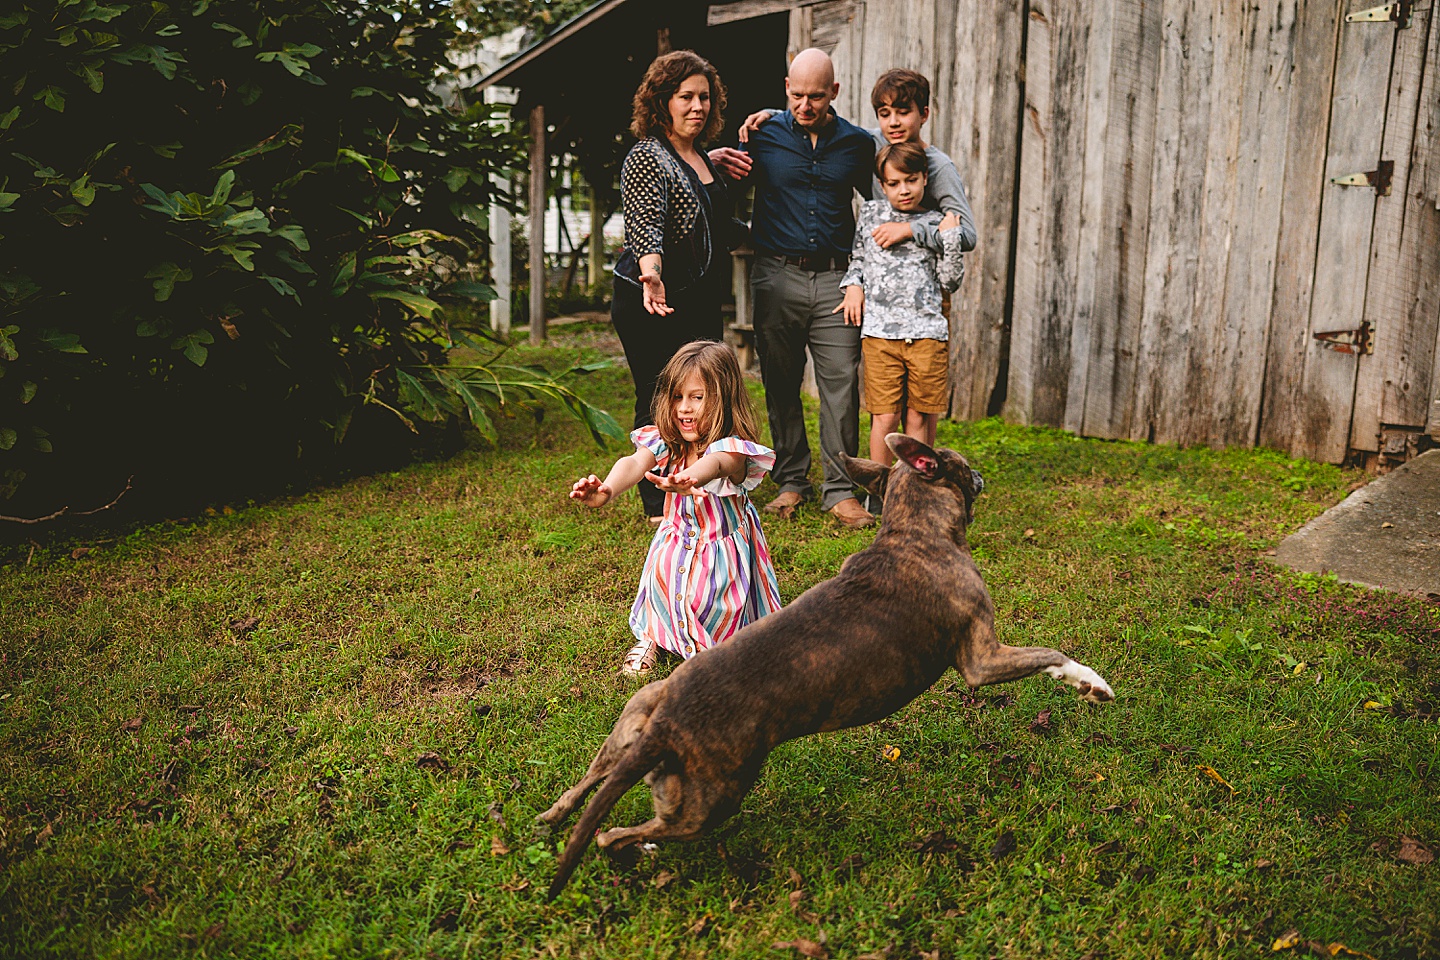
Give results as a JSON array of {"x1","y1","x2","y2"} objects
[{"x1": 2, "y1": 322, "x2": 1437, "y2": 959}]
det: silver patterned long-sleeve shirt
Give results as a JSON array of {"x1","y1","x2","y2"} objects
[{"x1": 840, "y1": 200, "x2": 965, "y2": 341}]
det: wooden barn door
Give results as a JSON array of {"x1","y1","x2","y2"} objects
[
  {"x1": 1273, "y1": 0, "x2": 1433, "y2": 463},
  {"x1": 1348, "y1": 0, "x2": 1440, "y2": 466}
]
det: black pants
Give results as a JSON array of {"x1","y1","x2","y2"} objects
[{"x1": 611, "y1": 278, "x2": 723, "y2": 516}]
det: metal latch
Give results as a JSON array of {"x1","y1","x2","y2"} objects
[
  {"x1": 1345, "y1": 0, "x2": 1411, "y2": 26},
  {"x1": 1330, "y1": 160, "x2": 1394, "y2": 196},
  {"x1": 1314, "y1": 320, "x2": 1374, "y2": 356}
]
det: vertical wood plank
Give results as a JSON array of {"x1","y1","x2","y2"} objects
[
  {"x1": 810, "y1": 0, "x2": 866, "y2": 121},
  {"x1": 1205, "y1": 0, "x2": 1300, "y2": 447},
  {"x1": 1131, "y1": 0, "x2": 1219, "y2": 443},
  {"x1": 1257, "y1": 0, "x2": 1342, "y2": 454},
  {"x1": 1352, "y1": 0, "x2": 1440, "y2": 447},
  {"x1": 1063, "y1": 0, "x2": 1116, "y2": 435},
  {"x1": 1289, "y1": 3, "x2": 1396, "y2": 460},
  {"x1": 1077, "y1": 0, "x2": 1164, "y2": 438},
  {"x1": 1006, "y1": 0, "x2": 1056, "y2": 424},
  {"x1": 947, "y1": 0, "x2": 1025, "y2": 420},
  {"x1": 1181, "y1": 0, "x2": 1247, "y2": 447},
  {"x1": 529, "y1": 103, "x2": 546, "y2": 344},
  {"x1": 587, "y1": 177, "x2": 603, "y2": 292},
  {"x1": 787, "y1": 6, "x2": 811, "y2": 61}
]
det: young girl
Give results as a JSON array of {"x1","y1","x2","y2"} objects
[{"x1": 570, "y1": 341, "x2": 783, "y2": 675}]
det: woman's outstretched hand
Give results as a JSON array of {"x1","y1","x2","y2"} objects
[
  {"x1": 639, "y1": 273, "x2": 673, "y2": 315},
  {"x1": 570, "y1": 474, "x2": 613, "y2": 507}
]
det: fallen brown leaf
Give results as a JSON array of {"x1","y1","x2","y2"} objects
[
  {"x1": 652, "y1": 869, "x2": 677, "y2": 889},
  {"x1": 227, "y1": 615, "x2": 261, "y2": 637},
  {"x1": 772, "y1": 939, "x2": 828, "y2": 959},
  {"x1": 909, "y1": 830, "x2": 959, "y2": 855},
  {"x1": 35, "y1": 821, "x2": 54, "y2": 844},
  {"x1": 990, "y1": 829, "x2": 1016, "y2": 859},
  {"x1": 498, "y1": 878, "x2": 530, "y2": 892},
  {"x1": 1397, "y1": 835, "x2": 1434, "y2": 865},
  {"x1": 1272, "y1": 928, "x2": 1300, "y2": 951},
  {"x1": 120, "y1": 717, "x2": 143, "y2": 734},
  {"x1": 688, "y1": 914, "x2": 712, "y2": 936},
  {"x1": 415, "y1": 751, "x2": 449, "y2": 773},
  {"x1": 70, "y1": 547, "x2": 90, "y2": 560},
  {"x1": 487, "y1": 801, "x2": 506, "y2": 827},
  {"x1": 489, "y1": 836, "x2": 510, "y2": 856},
  {"x1": 1029, "y1": 708, "x2": 1053, "y2": 736}
]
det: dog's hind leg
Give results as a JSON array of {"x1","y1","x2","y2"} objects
[
  {"x1": 538, "y1": 680, "x2": 667, "y2": 827},
  {"x1": 957, "y1": 619, "x2": 1114, "y2": 703}
]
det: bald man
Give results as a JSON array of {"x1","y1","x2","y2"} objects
[{"x1": 721, "y1": 49, "x2": 876, "y2": 528}]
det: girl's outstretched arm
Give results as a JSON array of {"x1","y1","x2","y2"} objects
[
  {"x1": 570, "y1": 448, "x2": 658, "y2": 508},
  {"x1": 645, "y1": 451, "x2": 746, "y2": 497}
]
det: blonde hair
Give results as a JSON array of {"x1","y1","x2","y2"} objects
[{"x1": 651, "y1": 341, "x2": 759, "y2": 460}]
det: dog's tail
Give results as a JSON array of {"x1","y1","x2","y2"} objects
[{"x1": 547, "y1": 733, "x2": 666, "y2": 900}]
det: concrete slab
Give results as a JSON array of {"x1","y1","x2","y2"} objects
[{"x1": 1274, "y1": 449, "x2": 1440, "y2": 598}]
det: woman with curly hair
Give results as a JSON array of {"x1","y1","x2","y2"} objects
[{"x1": 612, "y1": 50, "x2": 740, "y2": 522}]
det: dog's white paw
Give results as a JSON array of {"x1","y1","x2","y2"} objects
[{"x1": 1046, "y1": 660, "x2": 1115, "y2": 703}]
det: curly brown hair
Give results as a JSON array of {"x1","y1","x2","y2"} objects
[{"x1": 629, "y1": 50, "x2": 727, "y2": 143}]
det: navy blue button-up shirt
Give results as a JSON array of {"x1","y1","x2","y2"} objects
[{"x1": 744, "y1": 110, "x2": 875, "y2": 257}]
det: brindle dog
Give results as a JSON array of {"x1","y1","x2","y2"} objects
[{"x1": 539, "y1": 434, "x2": 1114, "y2": 898}]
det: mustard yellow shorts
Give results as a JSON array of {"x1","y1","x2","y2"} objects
[{"x1": 862, "y1": 336, "x2": 950, "y2": 414}]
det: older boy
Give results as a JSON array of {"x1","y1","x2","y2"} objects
[
  {"x1": 836, "y1": 142, "x2": 964, "y2": 463},
  {"x1": 737, "y1": 68, "x2": 976, "y2": 256}
]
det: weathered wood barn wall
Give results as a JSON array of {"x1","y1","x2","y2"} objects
[{"x1": 743, "y1": 0, "x2": 1440, "y2": 466}]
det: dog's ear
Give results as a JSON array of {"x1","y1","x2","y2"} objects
[
  {"x1": 840, "y1": 453, "x2": 890, "y2": 498},
  {"x1": 885, "y1": 433, "x2": 940, "y2": 479}
]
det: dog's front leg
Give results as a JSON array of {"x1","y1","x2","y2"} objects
[{"x1": 956, "y1": 619, "x2": 1114, "y2": 703}]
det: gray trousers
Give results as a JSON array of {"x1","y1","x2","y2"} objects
[{"x1": 750, "y1": 256, "x2": 861, "y2": 510}]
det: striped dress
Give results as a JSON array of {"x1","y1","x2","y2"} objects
[{"x1": 629, "y1": 426, "x2": 783, "y2": 659}]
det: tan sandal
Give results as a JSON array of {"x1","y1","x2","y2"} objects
[{"x1": 621, "y1": 638, "x2": 659, "y2": 676}]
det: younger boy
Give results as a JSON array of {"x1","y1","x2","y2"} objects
[
  {"x1": 836, "y1": 142, "x2": 964, "y2": 464},
  {"x1": 737, "y1": 68, "x2": 976, "y2": 256}
]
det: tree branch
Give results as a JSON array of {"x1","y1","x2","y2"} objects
[{"x1": 0, "y1": 476, "x2": 135, "y2": 524}]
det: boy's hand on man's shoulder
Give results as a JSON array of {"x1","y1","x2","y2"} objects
[
  {"x1": 737, "y1": 109, "x2": 777, "y2": 144},
  {"x1": 872, "y1": 221, "x2": 914, "y2": 249}
]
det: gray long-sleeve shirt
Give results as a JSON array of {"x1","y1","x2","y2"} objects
[
  {"x1": 865, "y1": 129, "x2": 978, "y2": 255},
  {"x1": 841, "y1": 200, "x2": 966, "y2": 341}
]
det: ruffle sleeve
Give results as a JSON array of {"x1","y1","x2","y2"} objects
[
  {"x1": 700, "y1": 437, "x2": 775, "y2": 496},
  {"x1": 631, "y1": 424, "x2": 670, "y2": 467}
]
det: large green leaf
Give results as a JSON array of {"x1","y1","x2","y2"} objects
[{"x1": 370, "y1": 289, "x2": 442, "y2": 320}]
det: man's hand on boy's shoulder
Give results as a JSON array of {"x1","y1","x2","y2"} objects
[
  {"x1": 939, "y1": 213, "x2": 962, "y2": 232},
  {"x1": 737, "y1": 109, "x2": 778, "y2": 144}
]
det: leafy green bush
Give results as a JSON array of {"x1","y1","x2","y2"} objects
[{"x1": 0, "y1": 0, "x2": 619, "y2": 518}]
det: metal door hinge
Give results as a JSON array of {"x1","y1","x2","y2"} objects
[
  {"x1": 1315, "y1": 320, "x2": 1374, "y2": 355},
  {"x1": 1345, "y1": 0, "x2": 1412, "y2": 27},
  {"x1": 1331, "y1": 160, "x2": 1394, "y2": 196}
]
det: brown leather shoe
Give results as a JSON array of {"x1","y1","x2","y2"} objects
[
  {"x1": 763, "y1": 490, "x2": 805, "y2": 519},
  {"x1": 828, "y1": 497, "x2": 874, "y2": 529}
]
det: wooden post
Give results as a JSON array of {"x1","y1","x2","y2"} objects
[
  {"x1": 528, "y1": 103, "x2": 546, "y2": 344},
  {"x1": 489, "y1": 195, "x2": 511, "y2": 337},
  {"x1": 484, "y1": 86, "x2": 517, "y2": 337},
  {"x1": 587, "y1": 176, "x2": 603, "y2": 293}
]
